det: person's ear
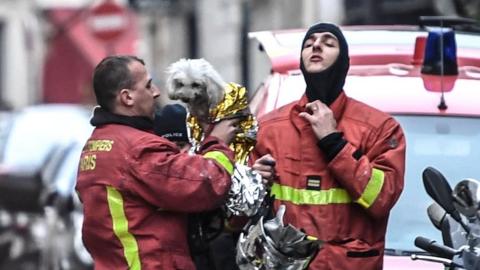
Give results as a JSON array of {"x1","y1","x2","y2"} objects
[{"x1": 119, "y1": 88, "x2": 134, "y2": 107}]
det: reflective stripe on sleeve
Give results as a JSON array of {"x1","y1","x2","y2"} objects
[
  {"x1": 106, "y1": 186, "x2": 141, "y2": 270},
  {"x1": 270, "y1": 183, "x2": 352, "y2": 205},
  {"x1": 355, "y1": 168, "x2": 385, "y2": 208},
  {"x1": 271, "y1": 168, "x2": 385, "y2": 208},
  {"x1": 203, "y1": 151, "x2": 234, "y2": 175}
]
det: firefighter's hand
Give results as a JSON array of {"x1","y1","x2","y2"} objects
[
  {"x1": 299, "y1": 100, "x2": 338, "y2": 140},
  {"x1": 209, "y1": 118, "x2": 241, "y2": 144},
  {"x1": 253, "y1": 154, "x2": 276, "y2": 184}
]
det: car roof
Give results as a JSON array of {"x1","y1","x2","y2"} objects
[
  {"x1": 249, "y1": 25, "x2": 480, "y2": 72},
  {"x1": 249, "y1": 25, "x2": 480, "y2": 117}
]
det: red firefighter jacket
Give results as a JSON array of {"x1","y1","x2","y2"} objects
[
  {"x1": 252, "y1": 92, "x2": 406, "y2": 270},
  {"x1": 76, "y1": 123, "x2": 234, "y2": 270}
]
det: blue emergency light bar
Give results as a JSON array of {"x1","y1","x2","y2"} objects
[
  {"x1": 418, "y1": 16, "x2": 477, "y2": 109},
  {"x1": 421, "y1": 28, "x2": 458, "y2": 76}
]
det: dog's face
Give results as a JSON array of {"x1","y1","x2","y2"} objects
[{"x1": 166, "y1": 58, "x2": 226, "y2": 109}]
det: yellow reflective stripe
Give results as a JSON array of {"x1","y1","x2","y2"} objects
[
  {"x1": 355, "y1": 168, "x2": 385, "y2": 208},
  {"x1": 106, "y1": 187, "x2": 141, "y2": 270},
  {"x1": 271, "y1": 183, "x2": 352, "y2": 205},
  {"x1": 203, "y1": 151, "x2": 234, "y2": 174},
  {"x1": 271, "y1": 168, "x2": 385, "y2": 208}
]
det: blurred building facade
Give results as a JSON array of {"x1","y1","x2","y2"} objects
[
  {"x1": 0, "y1": 0, "x2": 474, "y2": 109},
  {"x1": 0, "y1": 0, "x2": 44, "y2": 109}
]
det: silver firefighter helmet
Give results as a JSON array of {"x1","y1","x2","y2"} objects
[{"x1": 236, "y1": 205, "x2": 322, "y2": 270}]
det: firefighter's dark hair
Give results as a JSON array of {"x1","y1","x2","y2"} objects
[{"x1": 92, "y1": 55, "x2": 145, "y2": 112}]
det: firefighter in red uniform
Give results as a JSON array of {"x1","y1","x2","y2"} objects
[
  {"x1": 252, "y1": 23, "x2": 406, "y2": 269},
  {"x1": 76, "y1": 55, "x2": 239, "y2": 270}
]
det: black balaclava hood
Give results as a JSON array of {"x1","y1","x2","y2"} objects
[{"x1": 300, "y1": 22, "x2": 350, "y2": 105}]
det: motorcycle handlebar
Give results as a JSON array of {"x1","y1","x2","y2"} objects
[{"x1": 414, "y1": 236, "x2": 457, "y2": 259}]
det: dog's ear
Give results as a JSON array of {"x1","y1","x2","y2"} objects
[
  {"x1": 205, "y1": 76, "x2": 226, "y2": 109},
  {"x1": 166, "y1": 58, "x2": 188, "y2": 99},
  {"x1": 196, "y1": 59, "x2": 226, "y2": 108}
]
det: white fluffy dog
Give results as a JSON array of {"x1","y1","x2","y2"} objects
[{"x1": 166, "y1": 58, "x2": 226, "y2": 122}]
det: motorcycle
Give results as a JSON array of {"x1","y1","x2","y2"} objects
[{"x1": 411, "y1": 166, "x2": 480, "y2": 269}]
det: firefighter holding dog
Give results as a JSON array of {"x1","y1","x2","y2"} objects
[{"x1": 75, "y1": 55, "x2": 240, "y2": 270}]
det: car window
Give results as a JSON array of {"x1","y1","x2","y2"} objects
[
  {"x1": 0, "y1": 105, "x2": 93, "y2": 191},
  {"x1": 386, "y1": 115, "x2": 480, "y2": 251}
]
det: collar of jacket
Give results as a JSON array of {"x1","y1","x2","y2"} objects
[
  {"x1": 290, "y1": 91, "x2": 347, "y2": 130},
  {"x1": 90, "y1": 107, "x2": 154, "y2": 131}
]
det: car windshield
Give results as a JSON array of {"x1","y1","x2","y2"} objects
[{"x1": 386, "y1": 115, "x2": 480, "y2": 251}]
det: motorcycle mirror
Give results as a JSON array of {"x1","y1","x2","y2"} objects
[
  {"x1": 452, "y1": 179, "x2": 480, "y2": 219},
  {"x1": 427, "y1": 202, "x2": 446, "y2": 230},
  {"x1": 422, "y1": 167, "x2": 462, "y2": 223}
]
